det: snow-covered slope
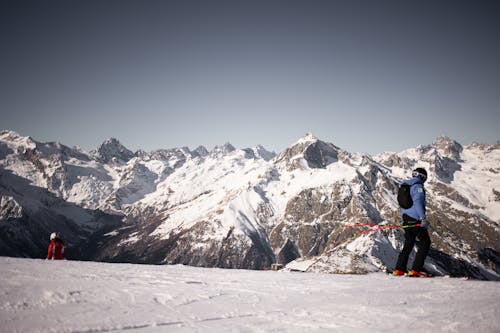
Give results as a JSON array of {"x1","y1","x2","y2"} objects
[
  {"x1": 1, "y1": 257, "x2": 499, "y2": 333},
  {"x1": 0, "y1": 130, "x2": 499, "y2": 279}
]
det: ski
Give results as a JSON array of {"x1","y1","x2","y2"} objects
[{"x1": 386, "y1": 270, "x2": 470, "y2": 280}]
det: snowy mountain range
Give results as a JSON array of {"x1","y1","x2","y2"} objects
[{"x1": 0, "y1": 130, "x2": 499, "y2": 280}]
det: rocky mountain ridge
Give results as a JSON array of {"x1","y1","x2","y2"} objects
[{"x1": 0, "y1": 130, "x2": 499, "y2": 279}]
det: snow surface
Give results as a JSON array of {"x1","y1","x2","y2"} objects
[{"x1": 1, "y1": 257, "x2": 499, "y2": 333}]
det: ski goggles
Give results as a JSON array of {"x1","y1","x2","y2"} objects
[{"x1": 412, "y1": 170, "x2": 427, "y2": 182}]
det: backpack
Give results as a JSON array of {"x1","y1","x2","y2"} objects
[{"x1": 397, "y1": 184, "x2": 413, "y2": 209}]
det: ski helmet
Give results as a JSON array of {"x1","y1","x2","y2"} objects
[
  {"x1": 50, "y1": 232, "x2": 58, "y2": 241},
  {"x1": 412, "y1": 168, "x2": 428, "y2": 182}
]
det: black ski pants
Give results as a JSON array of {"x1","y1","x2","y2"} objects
[{"x1": 395, "y1": 215, "x2": 431, "y2": 272}]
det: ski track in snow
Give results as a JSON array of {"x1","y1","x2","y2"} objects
[{"x1": 0, "y1": 258, "x2": 499, "y2": 333}]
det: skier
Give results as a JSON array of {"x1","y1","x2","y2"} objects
[
  {"x1": 46, "y1": 232, "x2": 66, "y2": 260},
  {"x1": 393, "y1": 168, "x2": 431, "y2": 277}
]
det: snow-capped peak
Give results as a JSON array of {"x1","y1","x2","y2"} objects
[
  {"x1": 277, "y1": 133, "x2": 340, "y2": 170},
  {"x1": 210, "y1": 143, "x2": 236, "y2": 157},
  {"x1": 94, "y1": 138, "x2": 135, "y2": 163},
  {"x1": 0, "y1": 130, "x2": 36, "y2": 150},
  {"x1": 252, "y1": 145, "x2": 275, "y2": 161},
  {"x1": 432, "y1": 135, "x2": 463, "y2": 160},
  {"x1": 294, "y1": 132, "x2": 318, "y2": 146},
  {"x1": 0, "y1": 130, "x2": 23, "y2": 140},
  {"x1": 192, "y1": 145, "x2": 209, "y2": 157}
]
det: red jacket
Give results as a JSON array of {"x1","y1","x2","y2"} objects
[{"x1": 46, "y1": 239, "x2": 66, "y2": 260}]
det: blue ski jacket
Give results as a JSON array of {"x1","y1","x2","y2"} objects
[{"x1": 400, "y1": 176, "x2": 426, "y2": 221}]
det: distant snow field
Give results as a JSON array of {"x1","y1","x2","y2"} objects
[{"x1": 1, "y1": 258, "x2": 499, "y2": 333}]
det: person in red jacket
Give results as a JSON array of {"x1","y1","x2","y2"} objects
[{"x1": 46, "y1": 232, "x2": 66, "y2": 260}]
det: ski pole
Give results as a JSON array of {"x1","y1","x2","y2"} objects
[
  {"x1": 352, "y1": 224, "x2": 421, "y2": 236},
  {"x1": 343, "y1": 223, "x2": 379, "y2": 228}
]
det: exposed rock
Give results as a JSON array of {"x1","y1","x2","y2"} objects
[
  {"x1": 192, "y1": 145, "x2": 209, "y2": 157},
  {"x1": 432, "y1": 136, "x2": 463, "y2": 161},
  {"x1": 276, "y1": 134, "x2": 340, "y2": 171},
  {"x1": 276, "y1": 238, "x2": 301, "y2": 265},
  {"x1": 492, "y1": 189, "x2": 500, "y2": 202},
  {"x1": 0, "y1": 195, "x2": 23, "y2": 220},
  {"x1": 94, "y1": 138, "x2": 135, "y2": 163}
]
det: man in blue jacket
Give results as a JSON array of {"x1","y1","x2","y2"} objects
[{"x1": 393, "y1": 168, "x2": 431, "y2": 277}]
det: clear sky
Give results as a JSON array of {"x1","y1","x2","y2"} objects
[{"x1": 1, "y1": 0, "x2": 499, "y2": 155}]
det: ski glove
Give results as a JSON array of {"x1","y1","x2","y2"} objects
[{"x1": 420, "y1": 220, "x2": 429, "y2": 228}]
